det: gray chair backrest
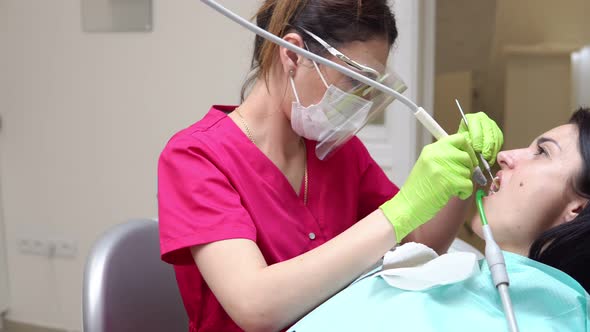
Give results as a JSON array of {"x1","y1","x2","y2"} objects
[{"x1": 83, "y1": 219, "x2": 188, "y2": 332}]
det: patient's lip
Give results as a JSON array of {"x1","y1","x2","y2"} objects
[{"x1": 496, "y1": 171, "x2": 503, "y2": 185}]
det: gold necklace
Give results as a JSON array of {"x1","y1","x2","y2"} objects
[
  {"x1": 235, "y1": 107, "x2": 256, "y2": 145},
  {"x1": 235, "y1": 107, "x2": 308, "y2": 205}
]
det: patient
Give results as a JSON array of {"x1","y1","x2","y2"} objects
[{"x1": 288, "y1": 108, "x2": 590, "y2": 332}]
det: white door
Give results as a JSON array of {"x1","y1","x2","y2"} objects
[{"x1": 358, "y1": 0, "x2": 436, "y2": 186}]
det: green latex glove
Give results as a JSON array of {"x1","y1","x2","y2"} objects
[
  {"x1": 458, "y1": 112, "x2": 503, "y2": 166},
  {"x1": 380, "y1": 134, "x2": 478, "y2": 242}
]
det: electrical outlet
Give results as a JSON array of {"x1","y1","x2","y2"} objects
[
  {"x1": 54, "y1": 240, "x2": 77, "y2": 258},
  {"x1": 17, "y1": 238, "x2": 54, "y2": 257}
]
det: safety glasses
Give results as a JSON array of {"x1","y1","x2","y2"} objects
[
  {"x1": 300, "y1": 28, "x2": 401, "y2": 99},
  {"x1": 301, "y1": 28, "x2": 381, "y2": 81}
]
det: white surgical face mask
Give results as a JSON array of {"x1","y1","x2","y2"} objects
[{"x1": 289, "y1": 60, "x2": 374, "y2": 142}]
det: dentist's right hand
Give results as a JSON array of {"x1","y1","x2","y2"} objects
[{"x1": 380, "y1": 134, "x2": 478, "y2": 242}]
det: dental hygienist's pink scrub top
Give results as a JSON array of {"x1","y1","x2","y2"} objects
[{"x1": 158, "y1": 105, "x2": 399, "y2": 332}]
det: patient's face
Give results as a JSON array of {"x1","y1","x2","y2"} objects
[{"x1": 471, "y1": 124, "x2": 583, "y2": 254}]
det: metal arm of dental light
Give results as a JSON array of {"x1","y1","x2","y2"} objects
[{"x1": 200, "y1": 0, "x2": 487, "y2": 186}]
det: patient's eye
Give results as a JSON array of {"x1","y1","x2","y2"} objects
[{"x1": 534, "y1": 145, "x2": 548, "y2": 156}]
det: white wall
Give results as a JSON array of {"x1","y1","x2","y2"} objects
[
  {"x1": 0, "y1": 1, "x2": 255, "y2": 329},
  {"x1": 0, "y1": 180, "x2": 8, "y2": 318},
  {"x1": 0, "y1": 1, "x2": 422, "y2": 330},
  {"x1": 0, "y1": 0, "x2": 11, "y2": 317}
]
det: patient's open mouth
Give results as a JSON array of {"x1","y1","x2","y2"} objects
[{"x1": 489, "y1": 172, "x2": 502, "y2": 194}]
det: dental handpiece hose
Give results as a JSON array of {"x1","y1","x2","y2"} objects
[
  {"x1": 200, "y1": 0, "x2": 487, "y2": 185},
  {"x1": 476, "y1": 189, "x2": 519, "y2": 332}
]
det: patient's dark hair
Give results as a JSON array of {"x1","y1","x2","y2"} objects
[{"x1": 529, "y1": 107, "x2": 590, "y2": 292}]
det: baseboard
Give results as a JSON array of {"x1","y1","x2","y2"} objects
[{"x1": 1, "y1": 320, "x2": 66, "y2": 332}]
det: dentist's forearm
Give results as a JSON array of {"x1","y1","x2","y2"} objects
[
  {"x1": 193, "y1": 210, "x2": 397, "y2": 332},
  {"x1": 403, "y1": 197, "x2": 471, "y2": 254}
]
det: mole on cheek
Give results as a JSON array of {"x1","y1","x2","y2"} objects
[{"x1": 519, "y1": 182, "x2": 524, "y2": 187}]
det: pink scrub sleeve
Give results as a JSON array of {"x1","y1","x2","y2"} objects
[
  {"x1": 158, "y1": 135, "x2": 256, "y2": 265},
  {"x1": 355, "y1": 141, "x2": 400, "y2": 220}
]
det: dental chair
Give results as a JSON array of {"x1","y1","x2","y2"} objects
[{"x1": 83, "y1": 219, "x2": 188, "y2": 332}]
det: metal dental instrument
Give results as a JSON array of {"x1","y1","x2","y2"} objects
[
  {"x1": 476, "y1": 189, "x2": 519, "y2": 332},
  {"x1": 455, "y1": 99, "x2": 493, "y2": 185},
  {"x1": 200, "y1": 1, "x2": 471, "y2": 170}
]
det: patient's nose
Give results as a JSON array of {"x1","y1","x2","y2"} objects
[
  {"x1": 497, "y1": 150, "x2": 514, "y2": 169},
  {"x1": 497, "y1": 148, "x2": 530, "y2": 169}
]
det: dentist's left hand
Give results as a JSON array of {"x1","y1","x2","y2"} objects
[{"x1": 457, "y1": 112, "x2": 503, "y2": 166}]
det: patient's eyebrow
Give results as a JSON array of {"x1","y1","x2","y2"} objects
[{"x1": 537, "y1": 137, "x2": 561, "y2": 150}]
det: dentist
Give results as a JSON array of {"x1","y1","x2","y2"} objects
[{"x1": 158, "y1": 1, "x2": 503, "y2": 331}]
